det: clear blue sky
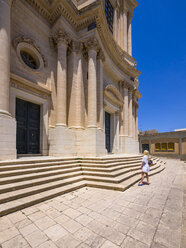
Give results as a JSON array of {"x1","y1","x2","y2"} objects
[{"x1": 132, "y1": 0, "x2": 186, "y2": 132}]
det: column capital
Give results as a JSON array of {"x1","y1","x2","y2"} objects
[
  {"x1": 69, "y1": 40, "x2": 84, "y2": 54},
  {"x1": 85, "y1": 37, "x2": 99, "y2": 52},
  {"x1": 97, "y1": 49, "x2": 105, "y2": 62},
  {"x1": 123, "y1": 81, "x2": 130, "y2": 89},
  {"x1": 53, "y1": 29, "x2": 70, "y2": 47}
]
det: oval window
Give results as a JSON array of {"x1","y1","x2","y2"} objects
[{"x1": 20, "y1": 50, "x2": 39, "y2": 70}]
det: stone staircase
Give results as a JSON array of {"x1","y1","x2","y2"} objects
[{"x1": 0, "y1": 155, "x2": 165, "y2": 216}]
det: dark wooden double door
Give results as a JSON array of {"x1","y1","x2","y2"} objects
[
  {"x1": 16, "y1": 98, "x2": 40, "y2": 154},
  {"x1": 105, "y1": 112, "x2": 111, "y2": 153}
]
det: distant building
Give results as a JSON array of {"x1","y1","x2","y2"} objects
[
  {"x1": 139, "y1": 130, "x2": 186, "y2": 160},
  {"x1": 0, "y1": 0, "x2": 141, "y2": 160}
]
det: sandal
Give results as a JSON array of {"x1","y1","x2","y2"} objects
[{"x1": 138, "y1": 183, "x2": 143, "y2": 186}]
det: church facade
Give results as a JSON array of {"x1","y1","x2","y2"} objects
[{"x1": 0, "y1": 0, "x2": 141, "y2": 160}]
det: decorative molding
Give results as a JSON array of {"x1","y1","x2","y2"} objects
[
  {"x1": 97, "y1": 48, "x2": 105, "y2": 62},
  {"x1": 104, "y1": 84, "x2": 123, "y2": 108},
  {"x1": 13, "y1": 36, "x2": 47, "y2": 67},
  {"x1": 52, "y1": 29, "x2": 71, "y2": 47},
  {"x1": 85, "y1": 36, "x2": 99, "y2": 52},
  {"x1": 10, "y1": 73, "x2": 51, "y2": 99},
  {"x1": 68, "y1": 40, "x2": 84, "y2": 55}
]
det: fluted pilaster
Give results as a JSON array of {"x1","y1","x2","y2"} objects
[
  {"x1": 123, "y1": 82, "x2": 129, "y2": 136},
  {"x1": 97, "y1": 49, "x2": 105, "y2": 130},
  {"x1": 54, "y1": 30, "x2": 69, "y2": 126},
  {"x1": 86, "y1": 37, "x2": 98, "y2": 128},
  {"x1": 127, "y1": 14, "x2": 132, "y2": 56},
  {"x1": 68, "y1": 41, "x2": 85, "y2": 128},
  {"x1": 123, "y1": 9, "x2": 128, "y2": 52},
  {"x1": 128, "y1": 87, "x2": 133, "y2": 137},
  {"x1": 0, "y1": 0, "x2": 12, "y2": 116}
]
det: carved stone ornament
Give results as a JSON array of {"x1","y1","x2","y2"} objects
[
  {"x1": 13, "y1": 36, "x2": 47, "y2": 67},
  {"x1": 53, "y1": 29, "x2": 70, "y2": 47},
  {"x1": 85, "y1": 37, "x2": 99, "y2": 52},
  {"x1": 97, "y1": 49, "x2": 105, "y2": 62},
  {"x1": 68, "y1": 40, "x2": 84, "y2": 55}
]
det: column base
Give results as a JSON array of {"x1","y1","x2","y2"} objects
[
  {"x1": 49, "y1": 126, "x2": 107, "y2": 157},
  {"x1": 120, "y1": 136, "x2": 139, "y2": 154},
  {"x1": 0, "y1": 114, "x2": 16, "y2": 160},
  {"x1": 49, "y1": 125, "x2": 76, "y2": 156}
]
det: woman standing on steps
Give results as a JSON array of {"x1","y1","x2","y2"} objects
[{"x1": 138, "y1": 150, "x2": 151, "y2": 186}]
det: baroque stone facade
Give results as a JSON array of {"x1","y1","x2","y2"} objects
[{"x1": 0, "y1": 0, "x2": 141, "y2": 160}]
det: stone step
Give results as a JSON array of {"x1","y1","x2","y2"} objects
[
  {"x1": 0, "y1": 163, "x2": 81, "y2": 177},
  {"x1": 80, "y1": 157, "x2": 143, "y2": 164},
  {"x1": 0, "y1": 163, "x2": 165, "y2": 217},
  {"x1": 0, "y1": 169, "x2": 83, "y2": 185},
  {"x1": 0, "y1": 181, "x2": 86, "y2": 217},
  {"x1": 0, "y1": 160, "x2": 79, "y2": 171},
  {"x1": 0, "y1": 157, "x2": 77, "y2": 166},
  {"x1": 0, "y1": 161, "x2": 159, "y2": 193},
  {"x1": 0, "y1": 175, "x2": 84, "y2": 204},
  {"x1": 81, "y1": 163, "x2": 162, "y2": 184}
]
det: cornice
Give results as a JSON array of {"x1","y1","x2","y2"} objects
[{"x1": 24, "y1": 0, "x2": 141, "y2": 77}]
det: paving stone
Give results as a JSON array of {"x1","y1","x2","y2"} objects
[
  {"x1": 75, "y1": 214, "x2": 93, "y2": 226},
  {"x1": 14, "y1": 218, "x2": 32, "y2": 230},
  {"x1": 24, "y1": 230, "x2": 48, "y2": 248},
  {"x1": 1, "y1": 235, "x2": 28, "y2": 248},
  {"x1": 127, "y1": 227, "x2": 154, "y2": 246},
  {"x1": 35, "y1": 216, "x2": 56, "y2": 231},
  {"x1": 99, "y1": 240, "x2": 120, "y2": 248},
  {"x1": 76, "y1": 243, "x2": 91, "y2": 248},
  {"x1": 55, "y1": 233, "x2": 81, "y2": 248},
  {"x1": 154, "y1": 223, "x2": 181, "y2": 248},
  {"x1": 0, "y1": 227, "x2": 19, "y2": 244},
  {"x1": 0, "y1": 216, "x2": 13, "y2": 232},
  {"x1": 44, "y1": 224, "x2": 68, "y2": 242},
  {"x1": 151, "y1": 242, "x2": 167, "y2": 248},
  {"x1": 19, "y1": 223, "x2": 39, "y2": 236},
  {"x1": 63, "y1": 208, "x2": 82, "y2": 219},
  {"x1": 116, "y1": 214, "x2": 139, "y2": 228},
  {"x1": 121, "y1": 236, "x2": 150, "y2": 248},
  {"x1": 86, "y1": 220, "x2": 106, "y2": 235},
  {"x1": 45, "y1": 208, "x2": 61, "y2": 219},
  {"x1": 61, "y1": 219, "x2": 83, "y2": 234},
  {"x1": 84, "y1": 233, "x2": 105, "y2": 248},
  {"x1": 37, "y1": 240, "x2": 58, "y2": 248},
  {"x1": 74, "y1": 227, "x2": 94, "y2": 242},
  {"x1": 21, "y1": 207, "x2": 38, "y2": 216},
  {"x1": 113, "y1": 222, "x2": 131, "y2": 235},
  {"x1": 54, "y1": 214, "x2": 71, "y2": 225},
  {"x1": 76, "y1": 207, "x2": 92, "y2": 215},
  {"x1": 99, "y1": 226, "x2": 126, "y2": 246},
  {"x1": 7, "y1": 212, "x2": 26, "y2": 224},
  {"x1": 160, "y1": 210, "x2": 182, "y2": 231},
  {"x1": 28, "y1": 211, "x2": 46, "y2": 222}
]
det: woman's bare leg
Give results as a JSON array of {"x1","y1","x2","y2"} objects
[
  {"x1": 140, "y1": 172, "x2": 145, "y2": 184},
  {"x1": 146, "y1": 173, "x2": 150, "y2": 184}
]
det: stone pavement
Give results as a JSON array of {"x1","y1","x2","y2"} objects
[{"x1": 0, "y1": 158, "x2": 185, "y2": 248}]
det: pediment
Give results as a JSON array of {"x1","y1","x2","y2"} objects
[{"x1": 104, "y1": 85, "x2": 123, "y2": 108}]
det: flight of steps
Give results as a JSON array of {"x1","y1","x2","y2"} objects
[{"x1": 0, "y1": 155, "x2": 165, "y2": 216}]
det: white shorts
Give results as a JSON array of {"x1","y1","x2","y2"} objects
[{"x1": 142, "y1": 165, "x2": 150, "y2": 173}]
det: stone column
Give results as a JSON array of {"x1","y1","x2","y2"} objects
[
  {"x1": 120, "y1": 12, "x2": 124, "y2": 49},
  {"x1": 123, "y1": 82, "x2": 129, "y2": 136},
  {"x1": 132, "y1": 98, "x2": 136, "y2": 139},
  {"x1": 123, "y1": 9, "x2": 128, "y2": 52},
  {"x1": 127, "y1": 13, "x2": 132, "y2": 56},
  {"x1": 113, "y1": 8, "x2": 118, "y2": 41},
  {"x1": 120, "y1": 82, "x2": 124, "y2": 136},
  {"x1": 135, "y1": 104, "x2": 139, "y2": 141},
  {"x1": 68, "y1": 41, "x2": 85, "y2": 128},
  {"x1": 0, "y1": 0, "x2": 11, "y2": 116},
  {"x1": 87, "y1": 38, "x2": 98, "y2": 128},
  {"x1": 0, "y1": 0, "x2": 16, "y2": 160},
  {"x1": 97, "y1": 49, "x2": 105, "y2": 130},
  {"x1": 128, "y1": 87, "x2": 133, "y2": 137},
  {"x1": 55, "y1": 31, "x2": 69, "y2": 126}
]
